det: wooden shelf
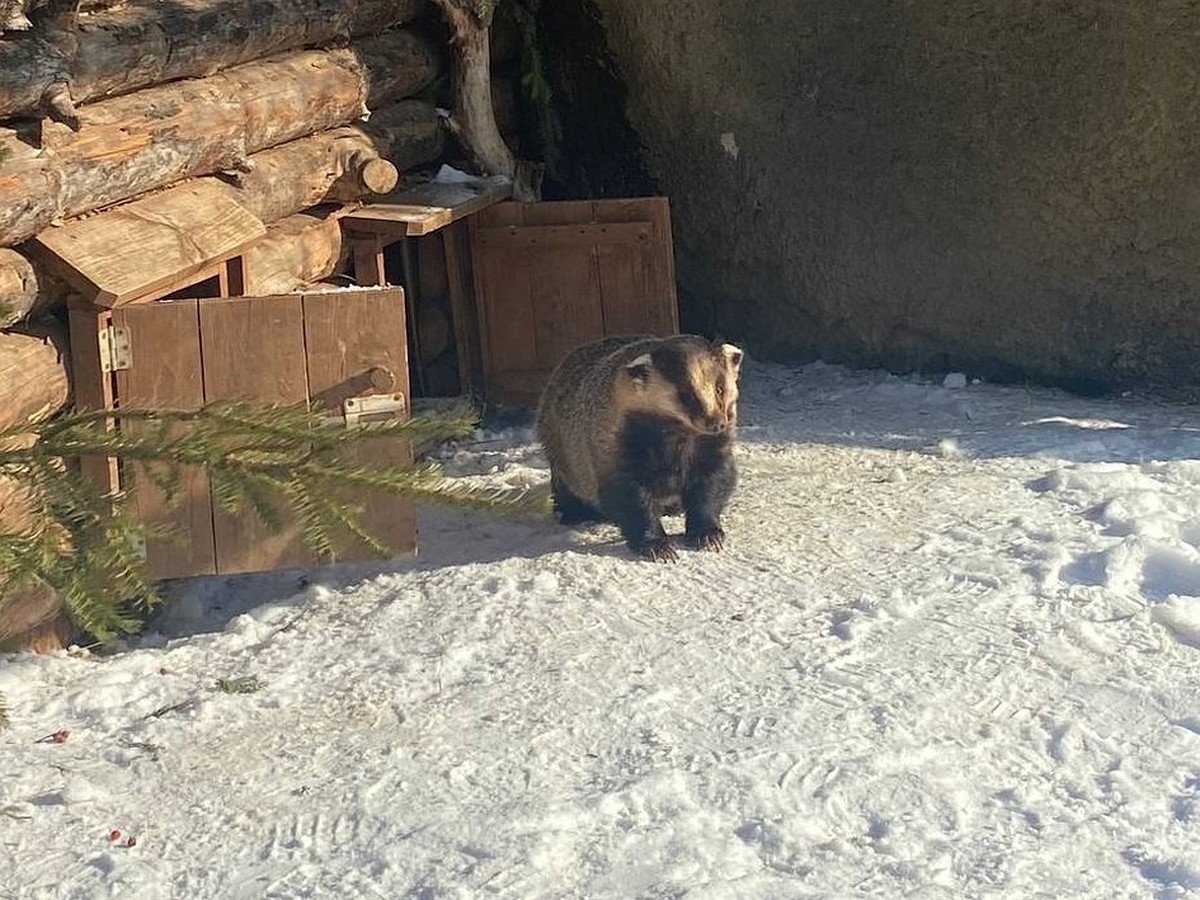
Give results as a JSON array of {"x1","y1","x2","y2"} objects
[{"x1": 343, "y1": 177, "x2": 512, "y2": 238}]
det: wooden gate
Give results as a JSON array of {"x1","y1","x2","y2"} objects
[
  {"x1": 469, "y1": 198, "x2": 679, "y2": 407},
  {"x1": 74, "y1": 287, "x2": 415, "y2": 578}
]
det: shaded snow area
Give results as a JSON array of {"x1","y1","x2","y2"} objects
[{"x1": 6, "y1": 361, "x2": 1200, "y2": 899}]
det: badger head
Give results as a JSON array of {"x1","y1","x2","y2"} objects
[{"x1": 622, "y1": 337, "x2": 744, "y2": 434}]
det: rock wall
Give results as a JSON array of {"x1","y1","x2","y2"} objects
[{"x1": 588, "y1": 0, "x2": 1200, "y2": 391}]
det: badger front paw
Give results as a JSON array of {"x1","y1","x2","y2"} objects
[
  {"x1": 687, "y1": 525, "x2": 726, "y2": 552},
  {"x1": 634, "y1": 536, "x2": 679, "y2": 563}
]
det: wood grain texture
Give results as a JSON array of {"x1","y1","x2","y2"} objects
[
  {"x1": 33, "y1": 181, "x2": 266, "y2": 306},
  {"x1": 470, "y1": 198, "x2": 680, "y2": 405},
  {"x1": 344, "y1": 179, "x2": 513, "y2": 237},
  {"x1": 302, "y1": 288, "x2": 415, "y2": 560},
  {"x1": 241, "y1": 209, "x2": 347, "y2": 297},
  {"x1": 13, "y1": 100, "x2": 444, "y2": 321},
  {"x1": 0, "y1": 248, "x2": 40, "y2": 327},
  {"x1": 66, "y1": 306, "x2": 120, "y2": 491},
  {"x1": 0, "y1": 31, "x2": 442, "y2": 248},
  {"x1": 112, "y1": 300, "x2": 217, "y2": 578},
  {"x1": 443, "y1": 220, "x2": 484, "y2": 395},
  {"x1": 0, "y1": 327, "x2": 70, "y2": 433},
  {"x1": 0, "y1": 0, "x2": 429, "y2": 120},
  {"x1": 198, "y1": 295, "x2": 312, "y2": 574}
]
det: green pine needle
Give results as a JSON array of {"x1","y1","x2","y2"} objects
[
  {"x1": 0, "y1": 397, "x2": 548, "y2": 727},
  {"x1": 0, "y1": 398, "x2": 540, "y2": 643}
]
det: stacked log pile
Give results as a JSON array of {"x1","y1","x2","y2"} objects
[{"x1": 0, "y1": 0, "x2": 466, "y2": 647}]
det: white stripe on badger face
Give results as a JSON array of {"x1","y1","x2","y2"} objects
[
  {"x1": 721, "y1": 344, "x2": 744, "y2": 373},
  {"x1": 625, "y1": 354, "x2": 654, "y2": 378},
  {"x1": 617, "y1": 340, "x2": 743, "y2": 433}
]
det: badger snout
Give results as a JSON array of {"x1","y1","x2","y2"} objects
[{"x1": 702, "y1": 416, "x2": 728, "y2": 434}]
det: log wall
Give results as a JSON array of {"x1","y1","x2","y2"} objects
[
  {"x1": 0, "y1": 2, "x2": 463, "y2": 651},
  {"x1": 0, "y1": 0, "x2": 430, "y2": 121}
]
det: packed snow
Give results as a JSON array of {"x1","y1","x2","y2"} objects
[{"x1": 4, "y1": 359, "x2": 1200, "y2": 899}]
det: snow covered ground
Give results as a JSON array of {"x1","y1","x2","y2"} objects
[{"x1": 4, "y1": 359, "x2": 1200, "y2": 899}]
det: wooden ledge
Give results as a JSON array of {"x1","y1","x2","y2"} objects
[{"x1": 343, "y1": 177, "x2": 512, "y2": 238}]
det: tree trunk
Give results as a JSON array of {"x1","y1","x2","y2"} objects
[
  {"x1": 241, "y1": 210, "x2": 348, "y2": 296},
  {"x1": 0, "y1": 248, "x2": 40, "y2": 328},
  {"x1": 0, "y1": 327, "x2": 71, "y2": 433},
  {"x1": 0, "y1": 0, "x2": 430, "y2": 122},
  {"x1": 0, "y1": 31, "x2": 442, "y2": 248},
  {"x1": 430, "y1": 0, "x2": 541, "y2": 200}
]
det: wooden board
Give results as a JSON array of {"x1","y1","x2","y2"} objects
[
  {"x1": 470, "y1": 198, "x2": 680, "y2": 407},
  {"x1": 302, "y1": 289, "x2": 416, "y2": 559},
  {"x1": 112, "y1": 300, "x2": 215, "y2": 578},
  {"x1": 33, "y1": 182, "x2": 267, "y2": 307},
  {"x1": 344, "y1": 179, "x2": 512, "y2": 237},
  {"x1": 66, "y1": 306, "x2": 120, "y2": 491},
  {"x1": 70, "y1": 287, "x2": 417, "y2": 579},
  {"x1": 443, "y1": 220, "x2": 485, "y2": 396},
  {"x1": 198, "y1": 294, "x2": 312, "y2": 574}
]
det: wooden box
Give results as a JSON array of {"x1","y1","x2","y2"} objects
[
  {"x1": 32, "y1": 182, "x2": 416, "y2": 579},
  {"x1": 343, "y1": 185, "x2": 679, "y2": 408},
  {"x1": 66, "y1": 287, "x2": 415, "y2": 579}
]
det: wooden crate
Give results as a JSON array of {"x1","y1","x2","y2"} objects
[
  {"x1": 469, "y1": 198, "x2": 679, "y2": 407},
  {"x1": 67, "y1": 288, "x2": 415, "y2": 578},
  {"x1": 344, "y1": 186, "x2": 679, "y2": 408}
]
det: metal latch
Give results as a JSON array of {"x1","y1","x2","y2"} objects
[
  {"x1": 341, "y1": 392, "x2": 407, "y2": 428},
  {"x1": 98, "y1": 325, "x2": 132, "y2": 373}
]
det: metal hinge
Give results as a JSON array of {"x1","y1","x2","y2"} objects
[
  {"x1": 340, "y1": 392, "x2": 407, "y2": 428},
  {"x1": 98, "y1": 325, "x2": 132, "y2": 373}
]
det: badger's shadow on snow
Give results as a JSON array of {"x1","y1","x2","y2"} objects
[{"x1": 143, "y1": 503, "x2": 629, "y2": 642}]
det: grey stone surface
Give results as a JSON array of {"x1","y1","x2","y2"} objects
[{"x1": 589, "y1": 0, "x2": 1200, "y2": 391}]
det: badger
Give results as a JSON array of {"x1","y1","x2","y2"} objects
[{"x1": 536, "y1": 334, "x2": 744, "y2": 562}]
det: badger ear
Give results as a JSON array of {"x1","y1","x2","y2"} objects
[
  {"x1": 721, "y1": 343, "x2": 744, "y2": 373},
  {"x1": 625, "y1": 353, "x2": 653, "y2": 385}
]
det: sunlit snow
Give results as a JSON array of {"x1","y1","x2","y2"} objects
[{"x1": 4, "y1": 360, "x2": 1200, "y2": 898}]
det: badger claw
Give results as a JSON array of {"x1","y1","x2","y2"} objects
[
  {"x1": 687, "y1": 526, "x2": 726, "y2": 552},
  {"x1": 636, "y1": 536, "x2": 679, "y2": 563}
]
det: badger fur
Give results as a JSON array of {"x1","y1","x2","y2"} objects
[{"x1": 536, "y1": 334, "x2": 744, "y2": 562}]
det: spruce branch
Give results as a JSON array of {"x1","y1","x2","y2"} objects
[{"x1": 0, "y1": 398, "x2": 544, "y2": 651}]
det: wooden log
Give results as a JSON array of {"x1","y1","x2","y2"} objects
[
  {"x1": 241, "y1": 209, "x2": 348, "y2": 296},
  {"x1": 215, "y1": 100, "x2": 444, "y2": 223},
  {"x1": 0, "y1": 328, "x2": 71, "y2": 433},
  {"x1": 431, "y1": 0, "x2": 541, "y2": 200},
  {"x1": 0, "y1": 325, "x2": 79, "y2": 652},
  {"x1": 12, "y1": 100, "x2": 444, "y2": 320},
  {"x1": 0, "y1": 427, "x2": 79, "y2": 653},
  {"x1": 0, "y1": 0, "x2": 431, "y2": 121},
  {"x1": 0, "y1": 31, "x2": 443, "y2": 248},
  {"x1": 0, "y1": 248, "x2": 39, "y2": 327},
  {"x1": 0, "y1": 583, "x2": 81, "y2": 653}
]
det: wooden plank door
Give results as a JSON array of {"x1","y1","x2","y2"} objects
[
  {"x1": 470, "y1": 198, "x2": 679, "y2": 407},
  {"x1": 197, "y1": 294, "x2": 312, "y2": 574},
  {"x1": 301, "y1": 288, "x2": 416, "y2": 560},
  {"x1": 111, "y1": 300, "x2": 216, "y2": 578}
]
